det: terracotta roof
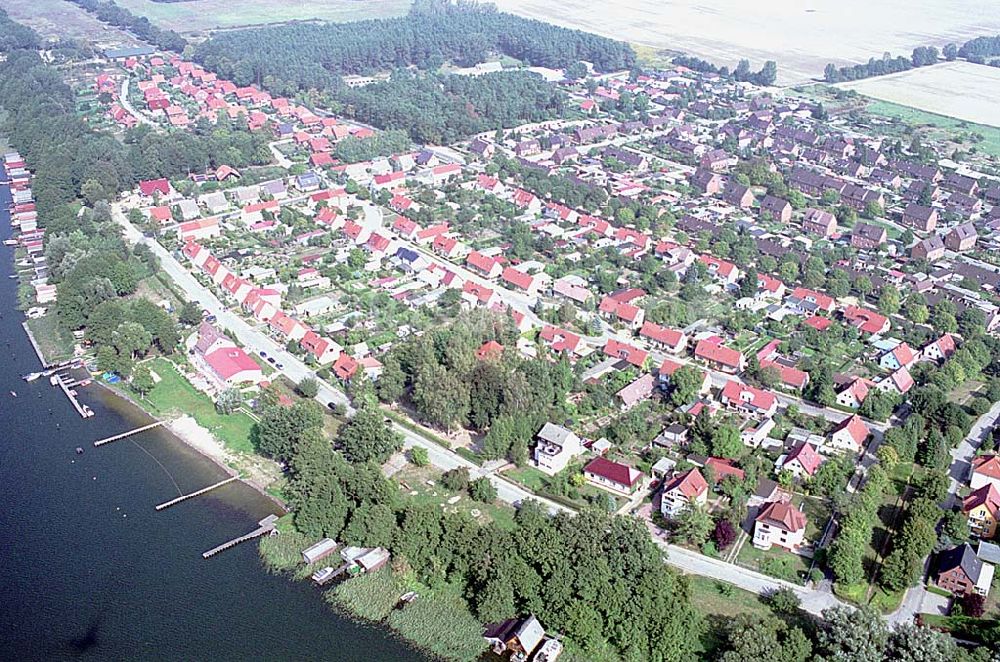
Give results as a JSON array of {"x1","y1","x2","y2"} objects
[
  {"x1": 663, "y1": 468, "x2": 708, "y2": 499},
  {"x1": 963, "y1": 484, "x2": 1000, "y2": 519},
  {"x1": 783, "y1": 442, "x2": 824, "y2": 476},
  {"x1": 832, "y1": 414, "x2": 869, "y2": 447},
  {"x1": 639, "y1": 321, "x2": 684, "y2": 347},
  {"x1": 720, "y1": 380, "x2": 777, "y2": 412},
  {"x1": 756, "y1": 501, "x2": 807, "y2": 533},
  {"x1": 694, "y1": 339, "x2": 743, "y2": 369},
  {"x1": 973, "y1": 455, "x2": 1000, "y2": 480},
  {"x1": 602, "y1": 339, "x2": 648, "y2": 368},
  {"x1": 584, "y1": 457, "x2": 642, "y2": 488}
]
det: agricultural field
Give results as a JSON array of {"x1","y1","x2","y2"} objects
[
  {"x1": 0, "y1": 0, "x2": 139, "y2": 45},
  {"x1": 839, "y1": 61, "x2": 1000, "y2": 128},
  {"x1": 492, "y1": 0, "x2": 1000, "y2": 84},
  {"x1": 114, "y1": 0, "x2": 412, "y2": 34}
]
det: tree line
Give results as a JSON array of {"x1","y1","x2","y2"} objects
[
  {"x1": 194, "y1": 0, "x2": 634, "y2": 89},
  {"x1": 67, "y1": 0, "x2": 186, "y2": 52},
  {"x1": 672, "y1": 54, "x2": 778, "y2": 85},
  {"x1": 250, "y1": 385, "x2": 697, "y2": 660}
]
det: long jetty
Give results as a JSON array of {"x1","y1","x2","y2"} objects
[
  {"x1": 202, "y1": 514, "x2": 279, "y2": 559},
  {"x1": 93, "y1": 421, "x2": 165, "y2": 447},
  {"x1": 53, "y1": 374, "x2": 94, "y2": 418},
  {"x1": 155, "y1": 476, "x2": 239, "y2": 511}
]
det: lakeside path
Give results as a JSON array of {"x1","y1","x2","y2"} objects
[{"x1": 111, "y1": 202, "x2": 852, "y2": 616}]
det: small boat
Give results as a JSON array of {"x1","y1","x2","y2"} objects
[
  {"x1": 23, "y1": 372, "x2": 40, "y2": 382},
  {"x1": 9, "y1": 390, "x2": 16, "y2": 397},
  {"x1": 311, "y1": 567, "x2": 336, "y2": 585},
  {"x1": 2, "y1": 239, "x2": 16, "y2": 246},
  {"x1": 75, "y1": 447, "x2": 84, "y2": 454}
]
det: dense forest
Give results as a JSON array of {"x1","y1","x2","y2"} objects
[
  {"x1": 338, "y1": 70, "x2": 566, "y2": 144},
  {"x1": 0, "y1": 9, "x2": 39, "y2": 51},
  {"x1": 194, "y1": 0, "x2": 635, "y2": 89},
  {"x1": 959, "y1": 35, "x2": 1000, "y2": 63},
  {"x1": 67, "y1": 0, "x2": 186, "y2": 52}
]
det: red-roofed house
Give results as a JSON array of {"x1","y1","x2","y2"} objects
[
  {"x1": 971, "y1": 455, "x2": 1000, "y2": 491},
  {"x1": 844, "y1": 306, "x2": 890, "y2": 336},
  {"x1": 461, "y1": 281, "x2": 497, "y2": 308},
  {"x1": 501, "y1": 266, "x2": 539, "y2": 295},
  {"x1": 962, "y1": 484, "x2": 1000, "y2": 539},
  {"x1": 789, "y1": 287, "x2": 835, "y2": 314},
  {"x1": 331, "y1": 352, "x2": 359, "y2": 382},
  {"x1": 836, "y1": 377, "x2": 870, "y2": 409},
  {"x1": 583, "y1": 457, "x2": 644, "y2": 496},
  {"x1": 539, "y1": 326, "x2": 582, "y2": 356},
  {"x1": 466, "y1": 251, "x2": 502, "y2": 279},
  {"x1": 660, "y1": 468, "x2": 709, "y2": 517},
  {"x1": 828, "y1": 415, "x2": 870, "y2": 453},
  {"x1": 877, "y1": 366, "x2": 914, "y2": 396},
  {"x1": 202, "y1": 346, "x2": 263, "y2": 387},
  {"x1": 705, "y1": 457, "x2": 745, "y2": 485},
  {"x1": 759, "y1": 359, "x2": 810, "y2": 392},
  {"x1": 603, "y1": 339, "x2": 649, "y2": 369},
  {"x1": 639, "y1": 321, "x2": 688, "y2": 353},
  {"x1": 694, "y1": 339, "x2": 745, "y2": 373},
  {"x1": 139, "y1": 178, "x2": 172, "y2": 200},
  {"x1": 698, "y1": 255, "x2": 740, "y2": 285},
  {"x1": 781, "y1": 442, "x2": 824, "y2": 480},
  {"x1": 598, "y1": 296, "x2": 645, "y2": 330},
  {"x1": 922, "y1": 334, "x2": 957, "y2": 362},
  {"x1": 753, "y1": 501, "x2": 807, "y2": 551},
  {"x1": 802, "y1": 316, "x2": 833, "y2": 332},
  {"x1": 149, "y1": 205, "x2": 173, "y2": 224},
  {"x1": 719, "y1": 380, "x2": 778, "y2": 418},
  {"x1": 300, "y1": 331, "x2": 342, "y2": 365},
  {"x1": 179, "y1": 217, "x2": 221, "y2": 241},
  {"x1": 880, "y1": 342, "x2": 916, "y2": 371},
  {"x1": 475, "y1": 340, "x2": 504, "y2": 361}
]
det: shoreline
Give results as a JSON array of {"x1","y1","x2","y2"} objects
[{"x1": 91, "y1": 379, "x2": 289, "y2": 512}]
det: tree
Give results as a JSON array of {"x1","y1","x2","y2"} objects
[
  {"x1": 940, "y1": 509, "x2": 970, "y2": 544},
  {"x1": 410, "y1": 445, "x2": 429, "y2": 467},
  {"x1": 376, "y1": 354, "x2": 405, "y2": 403},
  {"x1": 817, "y1": 606, "x2": 888, "y2": 662},
  {"x1": 669, "y1": 365, "x2": 705, "y2": 406},
  {"x1": 711, "y1": 424, "x2": 743, "y2": 459},
  {"x1": 943, "y1": 43, "x2": 958, "y2": 61},
  {"x1": 888, "y1": 623, "x2": 958, "y2": 661},
  {"x1": 469, "y1": 477, "x2": 497, "y2": 503},
  {"x1": 878, "y1": 284, "x2": 901, "y2": 315},
  {"x1": 441, "y1": 467, "x2": 470, "y2": 492},
  {"x1": 764, "y1": 587, "x2": 801, "y2": 615},
  {"x1": 961, "y1": 593, "x2": 986, "y2": 618},
  {"x1": 674, "y1": 505, "x2": 713, "y2": 545},
  {"x1": 339, "y1": 405, "x2": 403, "y2": 464},
  {"x1": 297, "y1": 376, "x2": 320, "y2": 398},
  {"x1": 178, "y1": 300, "x2": 202, "y2": 326},
  {"x1": 215, "y1": 387, "x2": 243, "y2": 414},
  {"x1": 131, "y1": 363, "x2": 154, "y2": 398},
  {"x1": 712, "y1": 519, "x2": 737, "y2": 550}
]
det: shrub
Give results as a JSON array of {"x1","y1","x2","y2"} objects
[
  {"x1": 469, "y1": 477, "x2": 497, "y2": 503},
  {"x1": 441, "y1": 467, "x2": 470, "y2": 492},
  {"x1": 410, "y1": 446, "x2": 429, "y2": 467},
  {"x1": 962, "y1": 593, "x2": 986, "y2": 618}
]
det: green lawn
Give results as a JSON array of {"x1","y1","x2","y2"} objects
[
  {"x1": 142, "y1": 357, "x2": 256, "y2": 454},
  {"x1": 736, "y1": 543, "x2": 810, "y2": 585},
  {"x1": 865, "y1": 99, "x2": 1000, "y2": 158},
  {"x1": 25, "y1": 315, "x2": 75, "y2": 365}
]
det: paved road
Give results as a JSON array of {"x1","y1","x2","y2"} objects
[
  {"x1": 946, "y1": 398, "x2": 1000, "y2": 509},
  {"x1": 112, "y1": 201, "x2": 353, "y2": 414},
  {"x1": 268, "y1": 140, "x2": 294, "y2": 169}
]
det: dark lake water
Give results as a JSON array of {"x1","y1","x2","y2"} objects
[{"x1": 0, "y1": 176, "x2": 425, "y2": 661}]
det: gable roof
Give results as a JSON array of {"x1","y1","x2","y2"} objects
[
  {"x1": 783, "y1": 442, "x2": 824, "y2": 476},
  {"x1": 937, "y1": 543, "x2": 983, "y2": 583},
  {"x1": 832, "y1": 414, "x2": 869, "y2": 447},
  {"x1": 663, "y1": 468, "x2": 708, "y2": 499},
  {"x1": 973, "y1": 455, "x2": 1000, "y2": 480},
  {"x1": 583, "y1": 457, "x2": 642, "y2": 488},
  {"x1": 756, "y1": 501, "x2": 807, "y2": 533}
]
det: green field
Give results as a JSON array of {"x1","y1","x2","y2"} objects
[
  {"x1": 24, "y1": 315, "x2": 75, "y2": 365},
  {"x1": 142, "y1": 357, "x2": 256, "y2": 454},
  {"x1": 865, "y1": 99, "x2": 1000, "y2": 158},
  {"x1": 115, "y1": 0, "x2": 412, "y2": 33}
]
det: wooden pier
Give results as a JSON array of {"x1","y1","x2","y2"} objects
[
  {"x1": 202, "y1": 514, "x2": 279, "y2": 559},
  {"x1": 52, "y1": 373, "x2": 94, "y2": 418},
  {"x1": 93, "y1": 421, "x2": 165, "y2": 447},
  {"x1": 155, "y1": 476, "x2": 239, "y2": 511}
]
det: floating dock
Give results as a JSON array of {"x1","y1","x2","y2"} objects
[
  {"x1": 202, "y1": 514, "x2": 279, "y2": 559},
  {"x1": 155, "y1": 476, "x2": 239, "y2": 511},
  {"x1": 93, "y1": 421, "x2": 164, "y2": 447}
]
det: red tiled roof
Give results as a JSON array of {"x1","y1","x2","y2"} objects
[
  {"x1": 843, "y1": 305, "x2": 889, "y2": 335},
  {"x1": 204, "y1": 347, "x2": 260, "y2": 381},
  {"x1": 694, "y1": 339, "x2": 743, "y2": 369},
  {"x1": 602, "y1": 339, "x2": 648, "y2": 368},
  {"x1": 663, "y1": 468, "x2": 708, "y2": 499},
  {"x1": 584, "y1": 457, "x2": 642, "y2": 488},
  {"x1": 963, "y1": 484, "x2": 1000, "y2": 518},
  {"x1": 720, "y1": 380, "x2": 777, "y2": 412},
  {"x1": 973, "y1": 455, "x2": 1000, "y2": 480},
  {"x1": 783, "y1": 442, "x2": 824, "y2": 476},
  {"x1": 639, "y1": 321, "x2": 684, "y2": 348},
  {"x1": 755, "y1": 501, "x2": 807, "y2": 533},
  {"x1": 501, "y1": 266, "x2": 534, "y2": 290},
  {"x1": 833, "y1": 414, "x2": 870, "y2": 447}
]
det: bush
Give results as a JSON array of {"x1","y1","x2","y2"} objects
[
  {"x1": 410, "y1": 446, "x2": 429, "y2": 467},
  {"x1": 469, "y1": 477, "x2": 497, "y2": 503},
  {"x1": 441, "y1": 467, "x2": 470, "y2": 492},
  {"x1": 298, "y1": 377, "x2": 320, "y2": 398},
  {"x1": 962, "y1": 593, "x2": 986, "y2": 618},
  {"x1": 712, "y1": 519, "x2": 737, "y2": 550},
  {"x1": 765, "y1": 587, "x2": 802, "y2": 615}
]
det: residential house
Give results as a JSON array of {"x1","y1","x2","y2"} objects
[
  {"x1": 880, "y1": 342, "x2": 916, "y2": 371},
  {"x1": 598, "y1": 296, "x2": 645, "y2": 330},
  {"x1": 945, "y1": 223, "x2": 978, "y2": 252},
  {"x1": 780, "y1": 442, "x2": 824, "y2": 480},
  {"x1": 660, "y1": 468, "x2": 709, "y2": 517},
  {"x1": 851, "y1": 222, "x2": 887, "y2": 250},
  {"x1": 902, "y1": 203, "x2": 938, "y2": 232},
  {"x1": 617, "y1": 373, "x2": 657, "y2": 411},
  {"x1": 691, "y1": 169, "x2": 722, "y2": 195},
  {"x1": 466, "y1": 251, "x2": 502, "y2": 279},
  {"x1": 719, "y1": 380, "x2": 778, "y2": 419},
  {"x1": 843, "y1": 306, "x2": 890, "y2": 336},
  {"x1": 971, "y1": 455, "x2": 1000, "y2": 491},
  {"x1": 602, "y1": 339, "x2": 649, "y2": 369},
  {"x1": 533, "y1": 422, "x2": 583, "y2": 475},
  {"x1": 583, "y1": 457, "x2": 644, "y2": 496},
  {"x1": 935, "y1": 544, "x2": 994, "y2": 597},
  {"x1": 638, "y1": 321, "x2": 687, "y2": 353},
  {"x1": 753, "y1": 501, "x2": 807, "y2": 551},
  {"x1": 912, "y1": 236, "x2": 945, "y2": 262},
  {"x1": 723, "y1": 183, "x2": 754, "y2": 209},
  {"x1": 964, "y1": 484, "x2": 1000, "y2": 539},
  {"x1": 802, "y1": 208, "x2": 837, "y2": 237},
  {"x1": 483, "y1": 616, "x2": 545, "y2": 659},
  {"x1": 694, "y1": 339, "x2": 745, "y2": 373},
  {"x1": 827, "y1": 414, "x2": 869, "y2": 453},
  {"x1": 788, "y1": 287, "x2": 835, "y2": 314},
  {"x1": 876, "y1": 366, "x2": 914, "y2": 395},
  {"x1": 759, "y1": 195, "x2": 792, "y2": 223},
  {"x1": 922, "y1": 334, "x2": 957, "y2": 362}
]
